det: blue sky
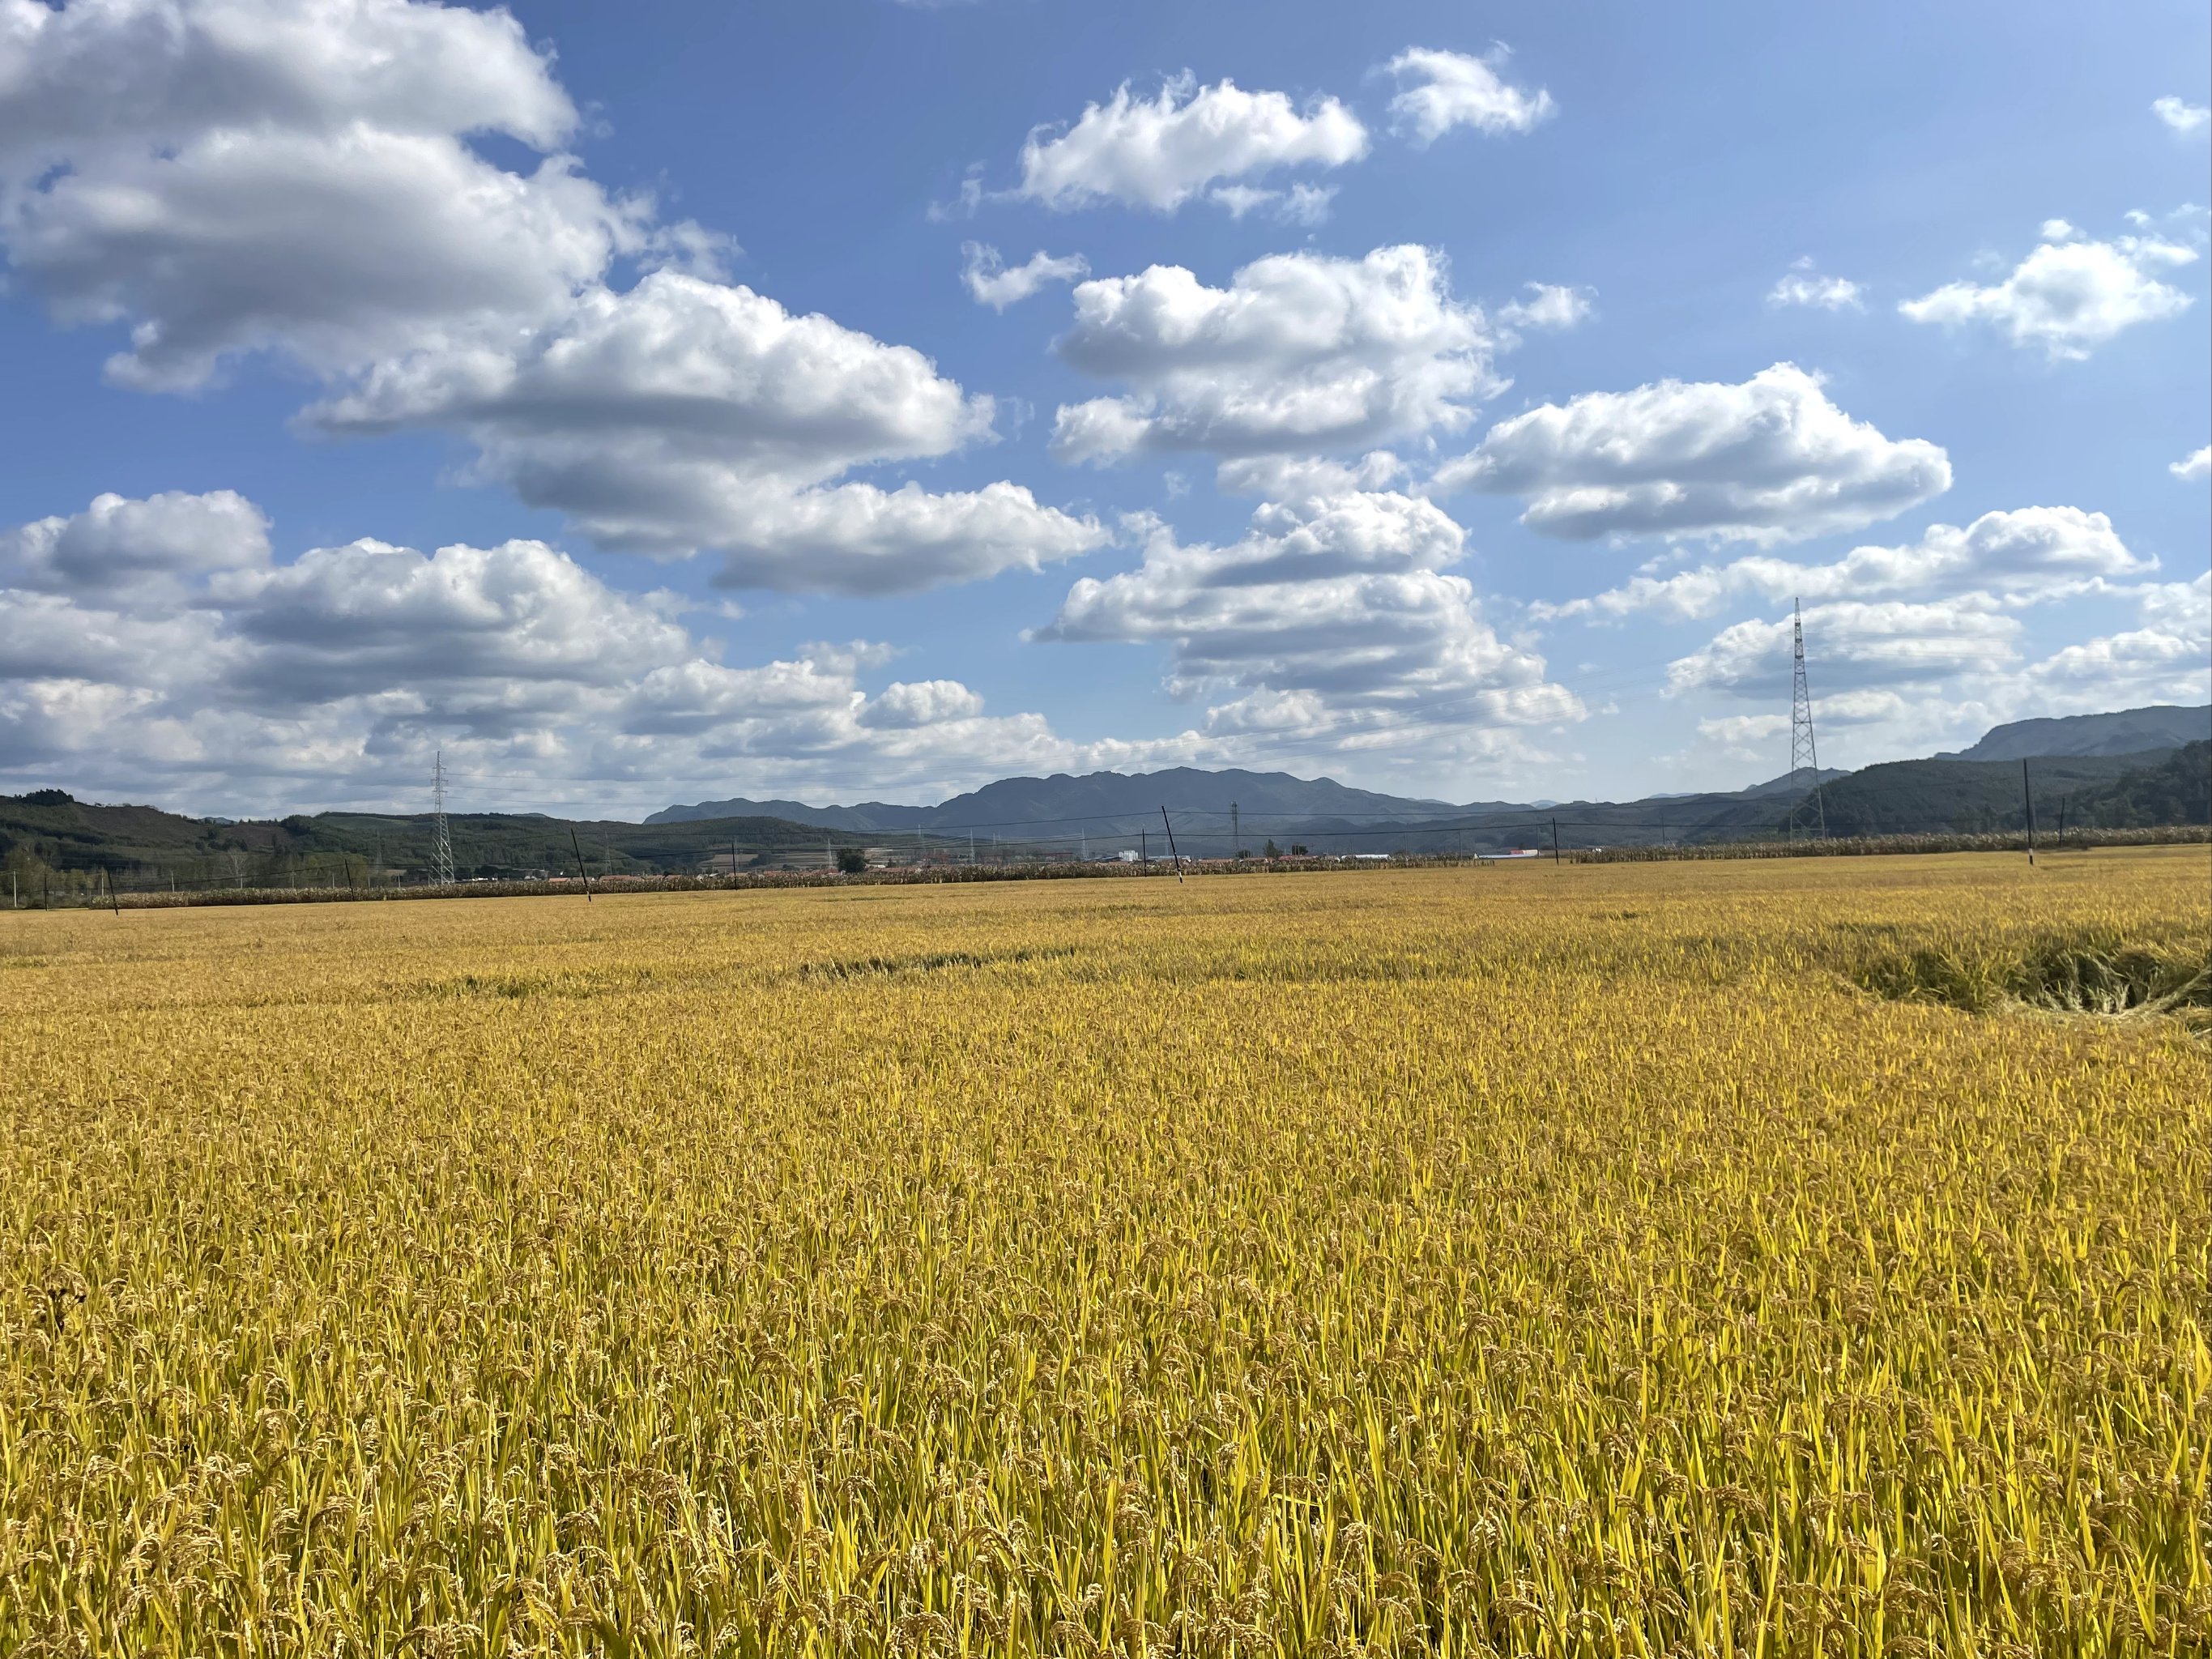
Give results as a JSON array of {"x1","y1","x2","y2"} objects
[{"x1": 0, "y1": 0, "x2": 2206, "y2": 817}]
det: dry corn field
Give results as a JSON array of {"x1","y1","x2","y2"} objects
[{"x1": 2, "y1": 850, "x2": 2208, "y2": 1658}]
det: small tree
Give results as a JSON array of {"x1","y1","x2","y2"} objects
[
  {"x1": 836, "y1": 847, "x2": 867, "y2": 873},
  {"x1": 4, "y1": 842, "x2": 57, "y2": 903},
  {"x1": 1290, "y1": 843, "x2": 1308, "y2": 856},
  {"x1": 1263, "y1": 838, "x2": 1281, "y2": 859}
]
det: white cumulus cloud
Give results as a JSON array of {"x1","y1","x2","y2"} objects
[
  {"x1": 1767, "y1": 259, "x2": 1864, "y2": 311},
  {"x1": 0, "y1": 0, "x2": 665, "y2": 390},
  {"x1": 704, "y1": 481, "x2": 1110, "y2": 595},
  {"x1": 2028, "y1": 574, "x2": 2210, "y2": 709},
  {"x1": 1496, "y1": 283, "x2": 1593, "y2": 334},
  {"x1": 859, "y1": 679, "x2": 987, "y2": 729},
  {"x1": 1206, "y1": 181, "x2": 1337, "y2": 225},
  {"x1": 1, "y1": 488, "x2": 271, "y2": 596},
  {"x1": 2172, "y1": 446, "x2": 2211, "y2": 481},
  {"x1": 2153, "y1": 96, "x2": 2211, "y2": 134},
  {"x1": 1038, "y1": 492, "x2": 1580, "y2": 758},
  {"x1": 0, "y1": 2, "x2": 1095, "y2": 600},
  {"x1": 1215, "y1": 451, "x2": 1410, "y2": 502},
  {"x1": 1665, "y1": 599, "x2": 2022, "y2": 700},
  {"x1": 1383, "y1": 47, "x2": 1554, "y2": 146},
  {"x1": 304, "y1": 271, "x2": 1106, "y2": 592},
  {"x1": 1653, "y1": 569, "x2": 2208, "y2": 754},
  {"x1": 209, "y1": 536, "x2": 695, "y2": 707},
  {"x1": 1900, "y1": 226, "x2": 2197, "y2": 359},
  {"x1": 1011, "y1": 73, "x2": 1368, "y2": 213},
  {"x1": 1535, "y1": 507, "x2": 2155, "y2": 622},
  {"x1": 1433, "y1": 362, "x2": 1950, "y2": 544},
  {"x1": 961, "y1": 243, "x2": 1089, "y2": 309},
  {"x1": 1051, "y1": 245, "x2": 1502, "y2": 465},
  {"x1": 0, "y1": 490, "x2": 1152, "y2": 812}
]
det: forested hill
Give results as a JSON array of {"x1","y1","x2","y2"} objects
[
  {"x1": 1796, "y1": 749, "x2": 2198, "y2": 838},
  {"x1": 0, "y1": 791, "x2": 856, "y2": 888},
  {"x1": 2055, "y1": 741, "x2": 2212, "y2": 828}
]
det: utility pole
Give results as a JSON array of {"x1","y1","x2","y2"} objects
[
  {"x1": 2022, "y1": 758, "x2": 2036, "y2": 867},
  {"x1": 1551, "y1": 817, "x2": 1561, "y2": 864},
  {"x1": 431, "y1": 752, "x2": 455, "y2": 887},
  {"x1": 1141, "y1": 829, "x2": 1148, "y2": 865},
  {"x1": 569, "y1": 826, "x2": 594, "y2": 900},
  {"x1": 1230, "y1": 802, "x2": 1239, "y2": 858},
  {"x1": 1160, "y1": 807, "x2": 1185, "y2": 884},
  {"x1": 1787, "y1": 599, "x2": 1827, "y2": 840}
]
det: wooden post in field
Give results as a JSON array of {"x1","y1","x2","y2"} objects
[
  {"x1": 344, "y1": 855, "x2": 357, "y2": 898},
  {"x1": 1551, "y1": 818, "x2": 1562, "y2": 864},
  {"x1": 2022, "y1": 758, "x2": 2036, "y2": 867},
  {"x1": 104, "y1": 867, "x2": 120, "y2": 915},
  {"x1": 569, "y1": 827, "x2": 594, "y2": 901},
  {"x1": 1160, "y1": 807, "x2": 1184, "y2": 884}
]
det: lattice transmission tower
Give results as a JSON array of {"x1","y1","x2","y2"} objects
[
  {"x1": 431, "y1": 750, "x2": 456, "y2": 885},
  {"x1": 1786, "y1": 599, "x2": 1827, "y2": 839}
]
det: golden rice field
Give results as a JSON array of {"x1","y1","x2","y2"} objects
[{"x1": 2, "y1": 849, "x2": 2207, "y2": 1658}]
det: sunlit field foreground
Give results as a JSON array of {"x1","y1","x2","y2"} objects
[{"x1": 3, "y1": 851, "x2": 2207, "y2": 1657}]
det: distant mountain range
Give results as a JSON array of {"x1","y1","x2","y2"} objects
[
  {"x1": 1939, "y1": 704, "x2": 2210, "y2": 762},
  {"x1": 650, "y1": 764, "x2": 1883, "y2": 834},
  {"x1": 6, "y1": 705, "x2": 2206, "y2": 882},
  {"x1": 645, "y1": 705, "x2": 2206, "y2": 855},
  {"x1": 650, "y1": 766, "x2": 1488, "y2": 834}
]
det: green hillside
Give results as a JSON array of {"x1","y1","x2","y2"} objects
[
  {"x1": 0, "y1": 794, "x2": 889, "y2": 895},
  {"x1": 1798, "y1": 752, "x2": 2170, "y2": 838},
  {"x1": 2062, "y1": 742, "x2": 2212, "y2": 828}
]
